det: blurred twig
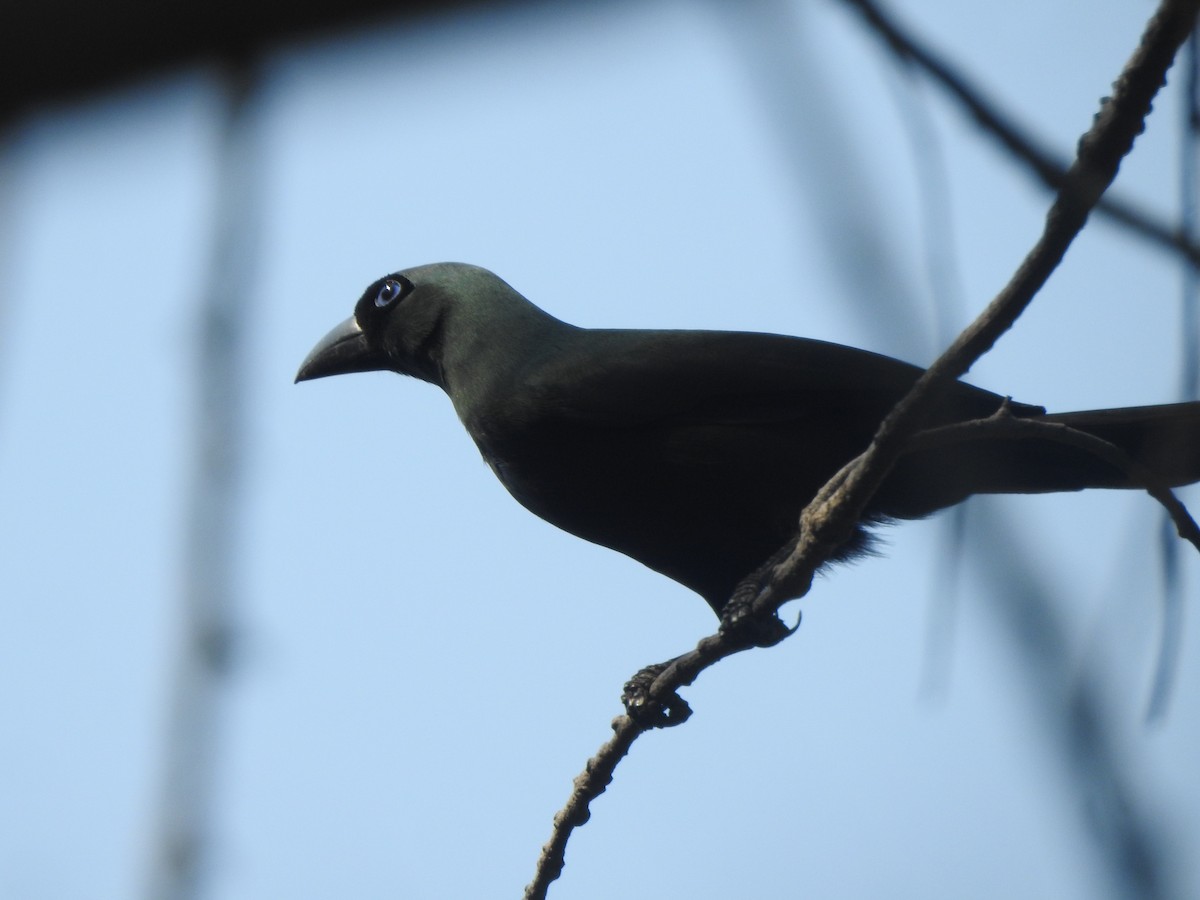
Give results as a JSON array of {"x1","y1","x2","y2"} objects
[
  {"x1": 144, "y1": 59, "x2": 264, "y2": 900},
  {"x1": 908, "y1": 407, "x2": 1200, "y2": 893},
  {"x1": 0, "y1": 131, "x2": 21, "y2": 446},
  {"x1": 839, "y1": 0, "x2": 1200, "y2": 270},
  {"x1": 714, "y1": 0, "x2": 927, "y2": 360},
  {"x1": 881, "y1": 58, "x2": 972, "y2": 697},
  {"x1": 968, "y1": 505, "x2": 1172, "y2": 899},
  {"x1": 1148, "y1": 25, "x2": 1200, "y2": 722}
]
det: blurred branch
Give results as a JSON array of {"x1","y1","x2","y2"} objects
[
  {"x1": 880, "y1": 54, "x2": 974, "y2": 697},
  {"x1": 838, "y1": 0, "x2": 1200, "y2": 271},
  {"x1": 525, "y1": 2, "x2": 1199, "y2": 897},
  {"x1": 968, "y1": 506, "x2": 1173, "y2": 899},
  {"x1": 1149, "y1": 25, "x2": 1200, "y2": 722},
  {"x1": 0, "y1": 134, "x2": 17, "y2": 446},
  {"x1": 713, "y1": 0, "x2": 927, "y2": 359},
  {"x1": 144, "y1": 60, "x2": 264, "y2": 900},
  {"x1": 0, "y1": 0, "x2": 574, "y2": 123}
]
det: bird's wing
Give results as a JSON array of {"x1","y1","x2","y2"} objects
[{"x1": 523, "y1": 328, "x2": 1018, "y2": 432}]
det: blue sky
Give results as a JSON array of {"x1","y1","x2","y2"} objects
[{"x1": 2, "y1": 1, "x2": 1199, "y2": 897}]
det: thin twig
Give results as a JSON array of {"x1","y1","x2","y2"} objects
[
  {"x1": 526, "y1": 718, "x2": 640, "y2": 890},
  {"x1": 523, "y1": 3, "x2": 1200, "y2": 897}
]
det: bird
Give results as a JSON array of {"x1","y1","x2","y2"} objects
[{"x1": 296, "y1": 262, "x2": 1200, "y2": 616}]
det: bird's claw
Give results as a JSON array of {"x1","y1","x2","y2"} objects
[
  {"x1": 622, "y1": 661, "x2": 693, "y2": 728},
  {"x1": 719, "y1": 600, "x2": 800, "y2": 648}
]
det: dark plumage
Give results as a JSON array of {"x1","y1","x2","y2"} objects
[{"x1": 297, "y1": 262, "x2": 1200, "y2": 613}]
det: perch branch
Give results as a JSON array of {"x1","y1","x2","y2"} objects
[{"x1": 523, "y1": 2, "x2": 1200, "y2": 897}]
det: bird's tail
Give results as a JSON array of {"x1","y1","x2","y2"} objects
[
  {"x1": 875, "y1": 401, "x2": 1200, "y2": 519},
  {"x1": 1043, "y1": 401, "x2": 1200, "y2": 488}
]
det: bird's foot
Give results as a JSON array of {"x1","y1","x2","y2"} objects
[
  {"x1": 718, "y1": 559, "x2": 803, "y2": 647},
  {"x1": 622, "y1": 659, "x2": 693, "y2": 728},
  {"x1": 719, "y1": 598, "x2": 799, "y2": 648}
]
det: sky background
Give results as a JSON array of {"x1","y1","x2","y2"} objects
[{"x1": 2, "y1": 0, "x2": 1199, "y2": 897}]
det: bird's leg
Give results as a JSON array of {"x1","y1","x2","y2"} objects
[
  {"x1": 621, "y1": 559, "x2": 804, "y2": 728},
  {"x1": 621, "y1": 659, "x2": 693, "y2": 728}
]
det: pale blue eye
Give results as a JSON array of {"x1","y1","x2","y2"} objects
[{"x1": 375, "y1": 279, "x2": 402, "y2": 307}]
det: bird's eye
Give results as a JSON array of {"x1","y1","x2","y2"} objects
[{"x1": 375, "y1": 279, "x2": 404, "y2": 308}]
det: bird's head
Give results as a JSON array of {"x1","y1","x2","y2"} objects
[{"x1": 295, "y1": 262, "x2": 530, "y2": 389}]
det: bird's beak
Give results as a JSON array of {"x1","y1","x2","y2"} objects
[{"x1": 295, "y1": 317, "x2": 388, "y2": 383}]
